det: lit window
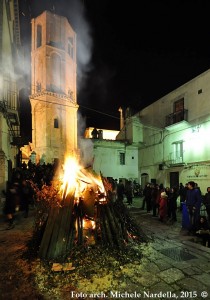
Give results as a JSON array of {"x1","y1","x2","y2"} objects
[
  {"x1": 120, "y1": 153, "x2": 125, "y2": 165},
  {"x1": 171, "y1": 141, "x2": 183, "y2": 164}
]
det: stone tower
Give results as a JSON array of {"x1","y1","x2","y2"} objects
[{"x1": 30, "y1": 11, "x2": 78, "y2": 164}]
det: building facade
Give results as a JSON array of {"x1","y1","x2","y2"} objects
[
  {"x1": 80, "y1": 137, "x2": 139, "y2": 182},
  {"x1": 80, "y1": 120, "x2": 140, "y2": 182},
  {"x1": 30, "y1": 11, "x2": 78, "y2": 164},
  {"x1": 91, "y1": 69, "x2": 210, "y2": 193},
  {"x1": 0, "y1": 0, "x2": 21, "y2": 194},
  {"x1": 133, "y1": 69, "x2": 210, "y2": 193}
]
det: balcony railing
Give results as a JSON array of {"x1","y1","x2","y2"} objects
[
  {"x1": 165, "y1": 109, "x2": 188, "y2": 127},
  {"x1": 169, "y1": 152, "x2": 184, "y2": 165}
]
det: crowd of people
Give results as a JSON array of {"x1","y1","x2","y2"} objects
[
  {"x1": 2, "y1": 164, "x2": 210, "y2": 247},
  {"x1": 139, "y1": 181, "x2": 210, "y2": 247},
  {"x1": 110, "y1": 179, "x2": 210, "y2": 248},
  {"x1": 1, "y1": 160, "x2": 58, "y2": 230},
  {"x1": 108, "y1": 178, "x2": 143, "y2": 206}
]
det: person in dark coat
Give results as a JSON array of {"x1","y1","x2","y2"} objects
[
  {"x1": 3, "y1": 182, "x2": 19, "y2": 229},
  {"x1": 116, "y1": 179, "x2": 125, "y2": 203},
  {"x1": 125, "y1": 180, "x2": 133, "y2": 206},
  {"x1": 203, "y1": 187, "x2": 210, "y2": 222},
  {"x1": 20, "y1": 179, "x2": 31, "y2": 218},
  {"x1": 143, "y1": 183, "x2": 152, "y2": 213},
  {"x1": 151, "y1": 184, "x2": 160, "y2": 217},
  {"x1": 91, "y1": 127, "x2": 99, "y2": 139},
  {"x1": 167, "y1": 187, "x2": 178, "y2": 222},
  {"x1": 186, "y1": 181, "x2": 202, "y2": 234},
  {"x1": 178, "y1": 183, "x2": 187, "y2": 211},
  {"x1": 195, "y1": 216, "x2": 210, "y2": 247}
]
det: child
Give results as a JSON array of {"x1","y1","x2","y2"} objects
[{"x1": 159, "y1": 191, "x2": 168, "y2": 222}]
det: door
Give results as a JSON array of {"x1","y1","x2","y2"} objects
[{"x1": 170, "y1": 172, "x2": 179, "y2": 189}]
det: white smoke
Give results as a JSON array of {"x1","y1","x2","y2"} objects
[
  {"x1": 77, "y1": 111, "x2": 94, "y2": 167},
  {"x1": 78, "y1": 137, "x2": 94, "y2": 168},
  {"x1": 63, "y1": 0, "x2": 93, "y2": 92}
]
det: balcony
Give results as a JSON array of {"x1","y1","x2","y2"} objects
[
  {"x1": 165, "y1": 109, "x2": 188, "y2": 130},
  {"x1": 0, "y1": 100, "x2": 20, "y2": 137},
  {"x1": 169, "y1": 152, "x2": 185, "y2": 166}
]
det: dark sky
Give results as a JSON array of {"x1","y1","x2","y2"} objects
[{"x1": 19, "y1": 0, "x2": 210, "y2": 131}]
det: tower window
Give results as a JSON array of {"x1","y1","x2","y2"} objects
[
  {"x1": 54, "y1": 118, "x2": 59, "y2": 128},
  {"x1": 37, "y1": 25, "x2": 42, "y2": 48}
]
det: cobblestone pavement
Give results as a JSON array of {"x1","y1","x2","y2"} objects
[
  {"x1": 0, "y1": 199, "x2": 210, "y2": 299},
  {"x1": 127, "y1": 197, "x2": 210, "y2": 300}
]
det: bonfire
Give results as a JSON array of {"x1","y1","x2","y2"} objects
[{"x1": 30, "y1": 155, "x2": 147, "y2": 262}]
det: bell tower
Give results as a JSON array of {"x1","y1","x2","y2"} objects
[{"x1": 30, "y1": 11, "x2": 78, "y2": 164}]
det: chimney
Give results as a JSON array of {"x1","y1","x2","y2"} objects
[{"x1": 118, "y1": 107, "x2": 124, "y2": 130}]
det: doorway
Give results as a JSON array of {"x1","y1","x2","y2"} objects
[{"x1": 170, "y1": 172, "x2": 179, "y2": 189}]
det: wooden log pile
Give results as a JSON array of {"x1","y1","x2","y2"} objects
[
  {"x1": 38, "y1": 175, "x2": 147, "y2": 262},
  {"x1": 38, "y1": 192, "x2": 76, "y2": 261}
]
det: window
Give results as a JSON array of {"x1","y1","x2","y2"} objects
[
  {"x1": 173, "y1": 98, "x2": 185, "y2": 123},
  {"x1": 171, "y1": 141, "x2": 184, "y2": 164},
  {"x1": 174, "y1": 98, "x2": 184, "y2": 113},
  {"x1": 120, "y1": 153, "x2": 125, "y2": 165},
  {"x1": 37, "y1": 25, "x2": 42, "y2": 48},
  {"x1": 68, "y1": 37, "x2": 74, "y2": 59},
  {"x1": 54, "y1": 119, "x2": 59, "y2": 128}
]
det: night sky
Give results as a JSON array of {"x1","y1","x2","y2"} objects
[{"x1": 18, "y1": 0, "x2": 210, "y2": 132}]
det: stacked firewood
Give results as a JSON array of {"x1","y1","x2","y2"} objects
[{"x1": 38, "y1": 176, "x2": 147, "y2": 262}]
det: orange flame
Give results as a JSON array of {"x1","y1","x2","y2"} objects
[{"x1": 59, "y1": 155, "x2": 106, "y2": 201}]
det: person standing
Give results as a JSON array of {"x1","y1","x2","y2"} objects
[
  {"x1": 185, "y1": 181, "x2": 202, "y2": 234},
  {"x1": 178, "y1": 183, "x2": 187, "y2": 211},
  {"x1": 20, "y1": 179, "x2": 31, "y2": 218},
  {"x1": 142, "y1": 183, "x2": 152, "y2": 213},
  {"x1": 159, "y1": 191, "x2": 168, "y2": 222},
  {"x1": 203, "y1": 187, "x2": 210, "y2": 222},
  {"x1": 116, "y1": 179, "x2": 125, "y2": 203},
  {"x1": 151, "y1": 184, "x2": 160, "y2": 217},
  {"x1": 3, "y1": 182, "x2": 19, "y2": 229},
  {"x1": 167, "y1": 187, "x2": 178, "y2": 222},
  {"x1": 91, "y1": 127, "x2": 99, "y2": 139},
  {"x1": 125, "y1": 180, "x2": 133, "y2": 206}
]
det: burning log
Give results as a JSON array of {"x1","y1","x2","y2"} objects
[{"x1": 35, "y1": 156, "x2": 147, "y2": 262}]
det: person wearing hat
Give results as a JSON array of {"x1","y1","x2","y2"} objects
[{"x1": 159, "y1": 191, "x2": 168, "y2": 222}]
